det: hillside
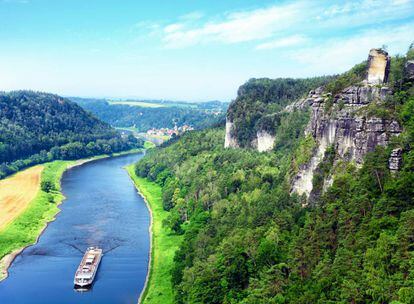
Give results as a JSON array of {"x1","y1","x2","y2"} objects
[
  {"x1": 226, "y1": 76, "x2": 334, "y2": 149},
  {"x1": 134, "y1": 46, "x2": 414, "y2": 303},
  {"x1": 72, "y1": 98, "x2": 227, "y2": 132},
  {"x1": 0, "y1": 91, "x2": 142, "y2": 178}
]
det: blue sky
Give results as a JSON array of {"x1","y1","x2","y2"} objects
[{"x1": 0, "y1": 0, "x2": 413, "y2": 101}]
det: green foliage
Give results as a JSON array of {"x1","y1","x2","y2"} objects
[
  {"x1": 325, "y1": 61, "x2": 367, "y2": 94},
  {"x1": 132, "y1": 46, "x2": 414, "y2": 304},
  {"x1": 40, "y1": 180, "x2": 54, "y2": 193},
  {"x1": 134, "y1": 97, "x2": 414, "y2": 304},
  {"x1": 127, "y1": 167, "x2": 182, "y2": 304},
  {"x1": 227, "y1": 77, "x2": 333, "y2": 146},
  {"x1": 0, "y1": 91, "x2": 143, "y2": 179}
]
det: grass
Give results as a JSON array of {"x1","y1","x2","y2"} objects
[
  {"x1": 108, "y1": 100, "x2": 166, "y2": 108},
  {"x1": 0, "y1": 160, "x2": 72, "y2": 278},
  {"x1": 144, "y1": 141, "x2": 156, "y2": 149},
  {"x1": 127, "y1": 165, "x2": 182, "y2": 304}
]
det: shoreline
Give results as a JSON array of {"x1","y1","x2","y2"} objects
[
  {"x1": 126, "y1": 166, "x2": 153, "y2": 304},
  {"x1": 0, "y1": 148, "x2": 144, "y2": 282},
  {"x1": 127, "y1": 167, "x2": 182, "y2": 304}
]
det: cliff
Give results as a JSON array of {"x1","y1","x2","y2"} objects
[
  {"x1": 225, "y1": 48, "x2": 408, "y2": 201},
  {"x1": 291, "y1": 49, "x2": 404, "y2": 199},
  {"x1": 225, "y1": 77, "x2": 333, "y2": 151}
]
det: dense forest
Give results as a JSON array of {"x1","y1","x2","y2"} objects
[
  {"x1": 0, "y1": 91, "x2": 142, "y2": 179},
  {"x1": 226, "y1": 76, "x2": 335, "y2": 147},
  {"x1": 135, "y1": 47, "x2": 414, "y2": 303},
  {"x1": 73, "y1": 98, "x2": 227, "y2": 132}
]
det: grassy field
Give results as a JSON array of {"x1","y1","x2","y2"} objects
[
  {"x1": 108, "y1": 100, "x2": 166, "y2": 108},
  {"x1": 0, "y1": 165, "x2": 44, "y2": 230},
  {"x1": 108, "y1": 100, "x2": 198, "y2": 109},
  {"x1": 127, "y1": 165, "x2": 182, "y2": 304},
  {"x1": 0, "y1": 161, "x2": 71, "y2": 278}
]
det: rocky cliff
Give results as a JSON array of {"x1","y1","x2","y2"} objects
[
  {"x1": 224, "y1": 48, "x2": 406, "y2": 200},
  {"x1": 224, "y1": 77, "x2": 333, "y2": 151},
  {"x1": 292, "y1": 48, "x2": 403, "y2": 199}
]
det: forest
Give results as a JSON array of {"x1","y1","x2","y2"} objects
[
  {"x1": 0, "y1": 91, "x2": 142, "y2": 179},
  {"x1": 226, "y1": 76, "x2": 335, "y2": 147},
  {"x1": 73, "y1": 98, "x2": 227, "y2": 132},
  {"x1": 134, "y1": 47, "x2": 414, "y2": 303}
]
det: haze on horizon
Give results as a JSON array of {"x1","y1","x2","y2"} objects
[{"x1": 1, "y1": 0, "x2": 414, "y2": 102}]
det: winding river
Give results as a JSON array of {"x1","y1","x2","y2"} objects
[{"x1": 0, "y1": 153, "x2": 150, "y2": 304}]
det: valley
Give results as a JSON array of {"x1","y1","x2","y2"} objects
[{"x1": 1, "y1": 1, "x2": 414, "y2": 302}]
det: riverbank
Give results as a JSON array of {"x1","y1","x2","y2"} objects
[
  {"x1": 127, "y1": 166, "x2": 182, "y2": 304},
  {"x1": 0, "y1": 161, "x2": 70, "y2": 281},
  {"x1": 0, "y1": 148, "x2": 146, "y2": 281}
]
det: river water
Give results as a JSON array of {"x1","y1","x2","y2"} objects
[{"x1": 0, "y1": 153, "x2": 150, "y2": 304}]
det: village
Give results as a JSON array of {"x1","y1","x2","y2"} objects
[{"x1": 145, "y1": 124, "x2": 194, "y2": 138}]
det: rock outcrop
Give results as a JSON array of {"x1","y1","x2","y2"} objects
[
  {"x1": 257, "y1": 131, "x2": 276, "y2": 152},
  {"x1": 224, "y1": 118, "x2": 239, "y2": 148},
  {"x1": 224, "y1": 120, "x2": 275, "y2": 152},
  {"x1": 292, "y1": 49, "x2": 402, "y2": 198},
  {"x1": 406, "y1": 60, "x2": 414, "y2": 80},
  {"x1": 389, "y1": 148, "x2": 403, "y2": 173},
  {"x1": 367, "y1": 48, "x2": 390, "y2": 84}
]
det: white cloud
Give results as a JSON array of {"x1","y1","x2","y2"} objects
[
  {"x1": 162, "y1": 2, "x2": 304, "y2": 48},
  {"x1": 290, "y1": 23, "x2": 414, "y2": 75},
  {"x1": 149, "y1": 0, "x2": 414, "y2": 49},
  {"x1": 255, "y1": 35, "x2": 308, "y2": 50}
]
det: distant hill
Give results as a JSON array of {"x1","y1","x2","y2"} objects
[
  {"x1": 0, "y1": 91, "x2": 142, "y2": 178},
  {"x1": 71, "y1": 97, "x2": 228, "y2": 132}
]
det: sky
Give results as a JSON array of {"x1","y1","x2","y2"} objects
[{"x1": 0, "y1": 0, "x2": 413, "y2": 101}]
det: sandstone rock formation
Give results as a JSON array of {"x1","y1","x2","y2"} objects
[
  {"x1": 367, "y1": 48, "x2": 390, "y2": 84},
  {"x1": 224, "y1": 118, "x2": 239, "y2": 148},
  {"x1": 389, "y1": 148, "x2": 403, "y2": 173},
  {"x1": 257, "y1": 131, "x2": 276, "y2": 152},
  {"x1": 224, "y1": 120, "x2": 276, "y2": 152},
  {"x1": 292, "y1": 49, "x2": 401, "y2": 198},
  {"x1": 406, "y1": 60, "x2": 414, "y2": 80}
]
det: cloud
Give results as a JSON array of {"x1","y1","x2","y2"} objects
[
  {"x1": 255, "y1": 35, "x2": 308, "y2": 50},
  {"x1": 147, "y1": 0, "x2": 414, "y2": 49},
  {"x1": 290, "y1": 23, "x2": 414, "y2": 75},
  {"x1": 162, "y1": 2, "x2": 304, "y2": 48}
]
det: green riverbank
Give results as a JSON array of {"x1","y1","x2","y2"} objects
[
  {"x1": 127, "y1": 166, "x2": 182, "y2": 304},
  {"x1": 0, "y1": 160, "x2": 70, "y2": 280},
  {"x1": 0, "y1": 148, "x2": 146, "y2": 281}
]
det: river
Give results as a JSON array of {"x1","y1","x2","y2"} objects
[{"x1": 0, "y1": 153, "x2": 150, "y2": 304}]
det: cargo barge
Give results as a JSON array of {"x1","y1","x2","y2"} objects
[{"x1": 74, "y1": 247, "x2": 103, "y2": 289}]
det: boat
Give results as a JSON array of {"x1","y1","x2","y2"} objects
[{"x1": 74, "y1": 247, "x2": 103, "y2": 289}]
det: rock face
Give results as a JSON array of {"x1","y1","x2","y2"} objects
[
  {"x1": 406, "y1": 60, "x2": 414, "y2": 80},
  {"x1": 292, "y1": 49, "x2": 402, "y2": 198},
  {"x1": 367, "y1": 48, "x2": 390, "y2": 84},
  {"x1": 257, "y1": 131, "x2": 276, "y2": 152},
  {"x1": 224, "y1": 118, "x2": 239, "y2": 148},
  {"x1": 224, "y1": 120, "x2": 276, "y2": 152},
  {"x1": 389, "y1": 148, "x2": 403, "y2": 173}
]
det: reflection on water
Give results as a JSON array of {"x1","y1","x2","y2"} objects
[{"x1": 0, "y1": 153, "x2": 150, "y2": 304}]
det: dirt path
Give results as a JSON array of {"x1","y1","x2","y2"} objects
[{"x1": 0, "y1": 165, "x2": 44, "y2": 231}]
